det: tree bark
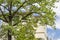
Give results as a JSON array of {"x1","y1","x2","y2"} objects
[
  {"x1": 8, "y1": 30, "x2": 12, "y2": 40},
  {"x1": 8, "y1": 13, "x2": 12, "y2": 40}
]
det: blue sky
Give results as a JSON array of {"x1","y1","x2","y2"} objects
[{"x1": 47, "y1": 28, "x2": 60, "y2": 40}]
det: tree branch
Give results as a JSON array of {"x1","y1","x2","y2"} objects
[
  {"x1": 0, "y1": 4, "x2": 9, "y2": 11},
  {"x1": 12, "y1": 1, "x2": 27, "y2": 17},
  {"x1": 8, "y1": 1, "x2": 13, "y2": 22},
  {"x1": 0, "y1": 18, "x2": 8, "y2": 23},
  {"x1": 13, "y1": 12, "x2": 33, "y2": 26},
  {"x1": 0, "y1": 8, "x2": 8, "y2": 22},
  {"x1": 13, "y1": 11, "x2": 42, "y2": 26},
  {"x1": 9, "y1": 1, "x2": 12, "y2": 15}
]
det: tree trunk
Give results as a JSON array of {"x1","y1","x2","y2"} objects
[
  {"x1": 8, "y1": 15, "x2": 12, "y2": 40},
  {"x1": 8, "y1": 30, "x2": 12, "y2": 40}
]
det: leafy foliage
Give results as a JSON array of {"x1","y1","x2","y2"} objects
[{"x1": 0, "y1": 0, "x2": 58, "y2": 40}]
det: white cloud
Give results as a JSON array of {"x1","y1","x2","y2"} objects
[
  {"x1": 47, "y1": 25, "x2": 53, "y2": 29},
  {"x1": 57, "y1": 38, "x2": 60, "y2": 40},
  {"x1": 56, "y1": 22, "x2": 60, "y2": 29}
]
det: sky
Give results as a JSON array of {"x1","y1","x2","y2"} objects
[{"x1": 0, "y1": 0, "x2": 60, "y2": 40}]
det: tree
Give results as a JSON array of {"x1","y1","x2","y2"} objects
[{"x1": 0, "y1": 0, "x2": 58, "y2": 40}]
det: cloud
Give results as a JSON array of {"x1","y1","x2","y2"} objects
[
  {"x1": 57, "y1": 38, "x2": 60, "y2": 40},
  {"x1": 47, "y1": 25, "x2": 53, "y2": 29},
  {"x1": 56, "y1": 22, "x2": 60, "y2": 29}
]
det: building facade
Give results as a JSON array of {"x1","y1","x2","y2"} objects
[{"x1": 35, "y1": 23, "x2": 47, "y2": 40}]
